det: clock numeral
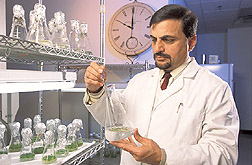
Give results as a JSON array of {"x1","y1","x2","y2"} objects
[
  {"x1": 140, "y1": 9, "x2": 144, "y2": 15},
  {"x1": 122, "y1": 11, "x2": 127, "y2": 17},
  {"x1": 114, "y1": 36, "x2": 120, "y2": 41},
  {"x1": 144, "y1": 34, "x2": 150, "y2": 39},
  {"x1": 145, "y1": 15, "x2": 151, "y2": 21},
  {"x1": 120, "y1": 41, "x2": 125, "y2": 48},
  {"x1": 113, "y1": 29, "x2": 119, "y2": 31}
]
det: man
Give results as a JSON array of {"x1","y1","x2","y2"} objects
[{"x1": 84, "y1": 4, "x2": 239, "y2": 165}]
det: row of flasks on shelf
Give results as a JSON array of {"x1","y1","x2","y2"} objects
[
  {"x1": 9, "y1": 3, "x2": 93, "y2": 55},
  {"x1": 0, "y1": 114, "x2": 86, "y2": 164}
]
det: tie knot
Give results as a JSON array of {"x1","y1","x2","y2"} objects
[{"x1": 163, "y1": 72, "x2": 171, "y2": 79}]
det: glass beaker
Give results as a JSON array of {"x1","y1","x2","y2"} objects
[
  {"x1": 69, "y1": 20, "x2": 81, "y2": 52},
  {"x1": 79, "y1": 23, "x2": 93, "y2": 55},
  {"x1": 42, "y1": 131, "x2": 57, "y2": 164},
  {"x1": 104, "y1": 84, "x2": 134, "y2": 141},
  {"x1": 55, "y1": 125, "x2": 68, "y2": 158},
  {"x1": 26, "y1": 3, "x2": 52, "y2": 46},
  {"x1": 9, "y1": 4, "x2": 27, "y2": 40},
  {"x1": 51, "y1": 11, "x2": 70, "y2": 49},
  {"x1": 8, "y1": 122, "x2": 22, "y2": 152},
  {"x1": 32, "y1": 122, "x2": 46, "y2": 154},
  {"x1": 72, "y1": 119, "x2": 83, "y2": 147},
  {"x1": 20, "y1": 128, "x2": 34, "y2": 162},
  {"x1": 66, "y1": 123, "x2": 78, "y2": 152}
]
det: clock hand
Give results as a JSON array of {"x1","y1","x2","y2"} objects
[
  {"x1": 116, "y1": 20, "x2": 132, "y2": 29},
  {"x1": 130, "y1": 6, "x2": 135, "y2": 37}
]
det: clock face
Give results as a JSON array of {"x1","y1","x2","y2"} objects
[{"x1": 108, "y1": 2, "x2": 155, "y2": 56}]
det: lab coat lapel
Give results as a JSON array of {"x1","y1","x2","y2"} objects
[
  {"x1": 155, "y1": 75, "x2": 184, "y2": 107},
  {"x1": 147, "y1": 69, "x2": 160, "y2": 109},
  {"x1": 154, "y1": 58, "x2": 200, "y2": 108}
]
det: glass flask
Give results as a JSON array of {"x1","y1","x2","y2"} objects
[
  {"x1": 26, "y1": 3, "x2": 52, "y2": 46},
  {"x1": 48, "y1": 18, "x2": 55, "y2": 36},
  {"x1": 72, "y1": 119, "x2": 83, "y2": 147},
  {"x1": 104, "y1": 84, "x2": 134, "y2": 141},
  {"x1": 69, "y1": 20, "x2": 81, "y2": 52},
  {"x1": 24, "y1": 117, "x2": 32, "y2": 129},
  {"x1": 9, "y1": 122, "x2": 22, "y2": 152},
  {"x1": 32, "y1": 114, "x2": 41, "y2": 142},
  {"x1": 32, "y1": 123, "x2": 46, "y2": 154},
  {"x1": 46, "y1": 119, "x2": 56, "y2": 144},
  {"x1": 80, "y1": 23, "x2": 93, "y2": 55},
  {"x1": 20, "y1": 128, "x2": 34, "y2": 162},
  {"x1": 0, "y1": 123, "x2": 8, "y2": 155},
  {"x1": 55, "y1": 125, "x2": 68, "y2": 158},
  {"x1": 9, "y1": 4, "x2": 27, "y2": 40},
  {"x1": 51, "y1": 11, "x2": 70, "y2": 49},
  {"x1": 0, "y1": 123, "x2": 11, "y2": 165},
  {"x1": 54, "y1": 118, "x2": 61, "y2": 143},
  {"x1": 66, "y1": 123, "x2": 78, "y2": 152},
  {"x1": 42, "y1": 130, "x2": 57, "y2": 164}
]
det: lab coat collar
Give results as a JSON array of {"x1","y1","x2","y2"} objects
[{"x1": 153, "y1": 57, "x2": 200, "y2": 108}]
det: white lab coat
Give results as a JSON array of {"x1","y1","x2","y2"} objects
[{"x1": 84, "y1": 58, "x2": 239, "y2": 165}]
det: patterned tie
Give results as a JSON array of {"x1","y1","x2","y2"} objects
[{"x1": 161, "y1": 72, "x2": 171, "y2": 90}]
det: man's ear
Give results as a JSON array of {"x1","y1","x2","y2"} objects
[{"x1": 188, "y1": 35, "x2": 197, "y2": 52}]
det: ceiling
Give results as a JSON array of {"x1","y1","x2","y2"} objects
[{"x1": 183, "y1": 0, "x2": 252, "y2": 34}]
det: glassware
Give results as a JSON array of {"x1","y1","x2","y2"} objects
[
  {"x1": 80, "y1": 23, "x2": 93, "y2": 55},
  {"x1": 51, "y1": 11, "x2": 70, "y2": 49},
  {"x1": 69, "y1": 20, "x2": 81, "y2": 52},
  {"x1": 0, "y1": 122, "x2": 10, "y2": 164},
  {"x1": 104, "y1": 84, "x2": 134, "y2": 141},
  {"x1": 9, "y1": 4, "x2": 27, "y2": 40},
  {"x1": 8, "y1": 122, "x2": 22, "y2": 152},
  {"x1": 32, "y1": 123, "x2": 46, "y2": 154},
  {"x1": 66, "y1": 123, "x2": 78, "y2": 152},
  {"x1": 0, "y1": 123, "x2": 8, "y2": 155},
  {"x1": 72, "y1": 119, "x2": 83, "y2": 147},
  {"x1": 46, "y1": 119, "x2": 56, "y2": 144},
  {"x1": 26, "y1": 3, "x2": 52, "y2": 46},
  {"x1": 48, "y1": 18, "x2": 55, "y2": 36},
  {"x1": 55, "y1": 125, "x2": 68, "y2": 158},
  {"x1": 20, "y1": 128, "x2": 34, "y2": 162},
  {"x1": 24, "y1": 117, "x2": 32, "y2": 129},
  {"x1": 54, "y1": 118, "x2": 61, "y2": 144},
  {"x1": 42, "y1": 131, "x2": 57, "y2": 164},
  {"x1": 32, "y1": 114, "x2": 41, "y2": 143}
]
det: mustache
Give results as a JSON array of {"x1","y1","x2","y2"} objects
[{"x1": 154, "y1": 52, "x2": 171, "y2": 58}]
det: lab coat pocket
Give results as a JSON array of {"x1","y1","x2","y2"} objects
[{"x1": 175, "y1": 105, "x2": 204, "y2": 144}]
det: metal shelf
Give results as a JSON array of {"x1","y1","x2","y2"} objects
[
  {"x1": 65, "y1": 63, "x2": 156, "y2": 71},
  {"x1": 0, "y1": 35, "x2": 104, "y2": 65},
  {"x1": 8, "y1": 139, "x2": 104, "y2": 165},
  {"x1": 63, "y1": 139, "x2": 104, "y2": 165}
]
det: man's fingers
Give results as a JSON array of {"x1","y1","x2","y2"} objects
[{"x1": 134, "y1": 128, "x2": 145, "y2": 144}]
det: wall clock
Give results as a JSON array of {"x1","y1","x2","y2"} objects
[{"x1": 108, "y1": 0, "x2": 155, "y2": 56}]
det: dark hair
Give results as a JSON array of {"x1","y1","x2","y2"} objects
[{"x1": 150, "y1": 4, "x2": 198, "y2": 38}]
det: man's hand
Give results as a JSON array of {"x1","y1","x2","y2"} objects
[
  {"x1": 84, "y1": 62, "x2": 106, "y2": 93},
  {"x1": 110, "y1": 128, "x2": 162, "y2": 165}
]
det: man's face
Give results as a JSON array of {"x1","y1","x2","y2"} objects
[{"x1": 150, "y1": 19, "x2": 196, "y2": 71}]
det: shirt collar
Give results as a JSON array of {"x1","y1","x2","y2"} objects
[{"x1": 159, "y1": 57, "x2": 191, "y2": 80}]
